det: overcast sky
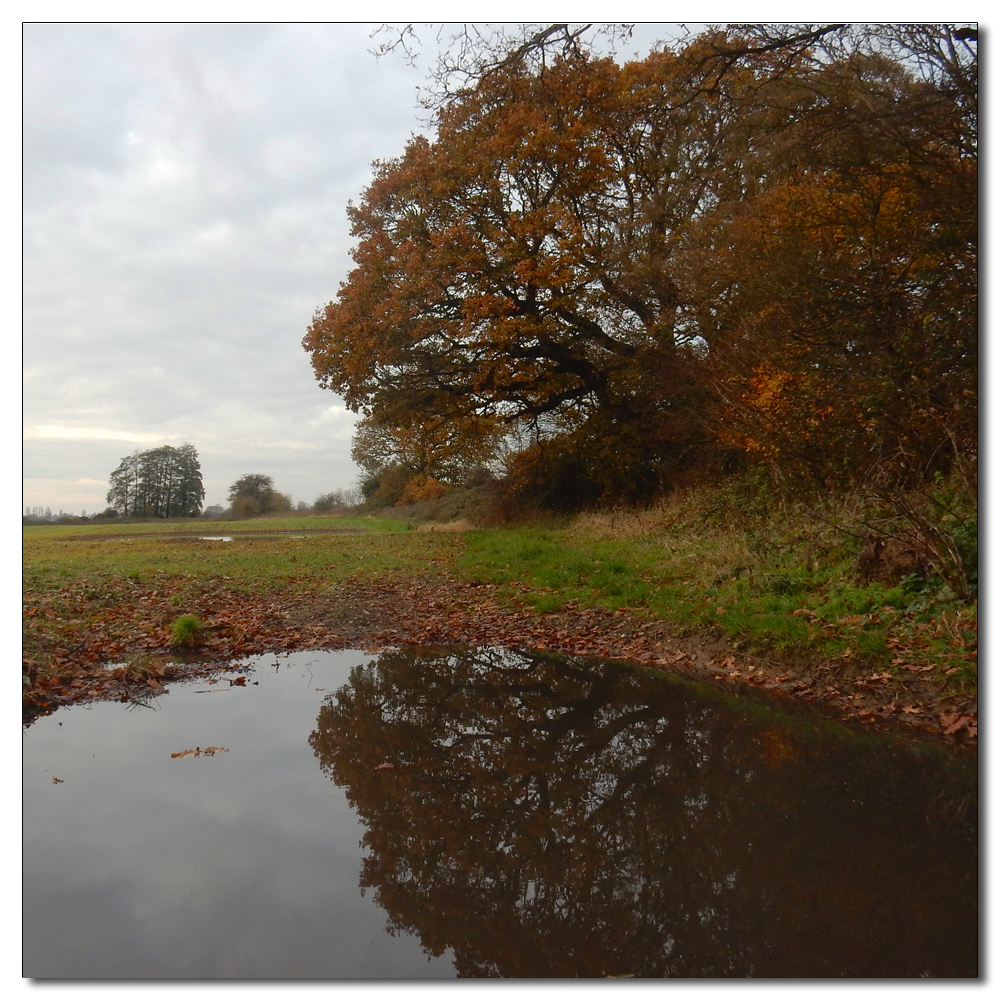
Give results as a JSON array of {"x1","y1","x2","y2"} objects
[
  {"x1": 23, "y1": 22, "x2": 430, "y2": 513},
  {"x1": 23, "y1": 21, "x2": 701, "y2": 515}
]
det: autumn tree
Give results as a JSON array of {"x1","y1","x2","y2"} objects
[
  {"x1": 306, "y1": 37, "x2": 778, "y2": 503},
  {"x1": 370, "y1": 22, "x2": 639, "y2": 110},
  {"x1": 677, "y1": 24, "x2": 977, "y2": 485},
  {"x1": 306, "y1": 24, "x2": 976, "y2": 507},
  {"x1": 106, "y1": 444, "x2": 204, "y2": 518}
]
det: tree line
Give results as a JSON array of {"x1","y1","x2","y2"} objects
[
  {"x1": 305, "y1": 23, "x2": 977, "y2": 511},
  {"x1": 102, "y1": 452, "x2": 358, "y2": 520},
  {"x1": 224, "y1": 474, "x2": 360, "y2": 517}
]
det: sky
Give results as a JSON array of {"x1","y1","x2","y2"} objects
[
  {"x1": 23, "y1": 22, "x2": 432, "y2": 514},
  {"x1": 22, "y1": 20, "x2": 692, "y2": 515}
]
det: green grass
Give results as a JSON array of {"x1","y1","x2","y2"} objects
[
  {"x1": 454, "y1": 505, "x2": 976, "y2": 692},
  {"x1": 23, "y1": 498, "x2": 977, "y2": 697},
  {"x1": 170, "y1": 614, "x2": 203, "y2": 647},
  {"x1": 22, "y1": 516, "x2": 457, "y2": 595}
]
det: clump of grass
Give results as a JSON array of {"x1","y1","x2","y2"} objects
[{"x1": 170, "y1": 614, "x2": 203, "y2": 647}]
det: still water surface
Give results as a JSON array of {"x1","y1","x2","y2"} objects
[{"x1": 23, "y1": 647, "x2": 977, "y2": 978}]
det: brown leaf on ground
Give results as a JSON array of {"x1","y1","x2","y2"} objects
[
  {"x1": 942, "y1": 714, "x2": 972, "y2": 736},
  {"x1": 23, "y1": 573, "x2": 976, "y2": 747}
]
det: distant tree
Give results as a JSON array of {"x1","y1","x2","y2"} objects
[
  {"x1": 107, "y1": 444, "x2": 204, "y2": 518},
  {"x1": 170, "y1": 444, "x2": 205, "y2": 518},
  {"x1": 313, "y1": 488, "x2": 362, "y2": 513},
  {"x1": 227, "y1": 474, "x2": 289, "y2": 518},
  {"x1": 107, "y1": 453, "x2": 140, "y2": 516},
  {"x1": 228, "y1": 473, "x2": 274, "y2": 507}
]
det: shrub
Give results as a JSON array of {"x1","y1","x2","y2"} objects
[{"x1": 397, "y1": 475, "x2": 450, "y2": 506}]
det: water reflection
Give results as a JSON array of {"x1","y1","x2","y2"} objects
[
  {"x1": 22, "y1": 650, "x2": 456, "y2": 979},
  {"x1": 311, "y1": 646, "x2": 977, "y2": 978}
]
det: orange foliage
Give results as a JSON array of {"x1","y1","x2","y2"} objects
[
  {"x1": 397, "y1": 475, "x2": 451, "y2": 506},
  {"x1": 305, "y1": 26, "x2": 976, "y2": 498}
]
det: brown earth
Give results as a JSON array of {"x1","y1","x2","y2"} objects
[{"x1": 22, "y1": 573, "x2": 977, "y2": 750}]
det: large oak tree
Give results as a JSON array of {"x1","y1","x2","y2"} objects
[
  {"x1": 306, "y1": 36, "x2": 778, "y2": 496},
  {"x1": 305, "y1": 24, "x2": 976, "y2": 504}
]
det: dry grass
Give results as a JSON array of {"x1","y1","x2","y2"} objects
[{"x1": 569, "y1": 496, "x2": 691, "y2": 541}]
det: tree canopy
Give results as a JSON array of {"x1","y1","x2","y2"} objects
[
  {"x1": 227, "y1": 473, "x2": 292, "y2": 518},
  {"x1": 305, "y1": 23, "x2": 976, "y2": 508},
  {"x1": 106, "y1": 444, "x2": 204, "y2": 518}
]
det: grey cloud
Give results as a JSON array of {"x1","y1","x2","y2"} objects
[{"x1": 24, "y1": 22, "x2": 429, "y2": 512}]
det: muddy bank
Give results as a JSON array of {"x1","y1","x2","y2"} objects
[{"x1": 22, "y1": 575, "x2": 976, "y2": 748}]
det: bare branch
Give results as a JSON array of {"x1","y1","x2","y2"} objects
[{"x1": 370, "y1": 22, "x2": 636, "y2": 110}]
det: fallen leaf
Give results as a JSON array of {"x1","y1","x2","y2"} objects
[
  {"x1": 51, "y1": 777, "x2": 64, "y2": 784},
  {"x1": 942, "y1": 715, "x2": 971, "y2": 736}
]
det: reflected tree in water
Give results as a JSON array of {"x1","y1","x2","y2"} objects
[{"x1": 310, "y1": 647, "x2": 976, "y2": 978}]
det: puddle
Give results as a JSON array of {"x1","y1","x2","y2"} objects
[
  {"x1": 76, "y1": 528, "x2": 365, "y2": 543},
  {"x1": 197, "y1": 534, "x2": 309, "y2": 541},
  {"x1": 23, "y1": 647, "x2": 977, "y2": 979}
]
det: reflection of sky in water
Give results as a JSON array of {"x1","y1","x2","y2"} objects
[{"x1": 23, "y1": 650, "x2": 456, "y2": 979}]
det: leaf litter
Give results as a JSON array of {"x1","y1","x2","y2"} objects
[{"x1": 23, "y1": 572, "x2": 976, "y2": 747}]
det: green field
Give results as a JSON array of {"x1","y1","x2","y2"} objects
[
  {"x1": 23, "y1": 517, "x2": 443, "y2": 594},
  {"x1": 23, "y1": 500, "x2": 977, "y2": 707}
]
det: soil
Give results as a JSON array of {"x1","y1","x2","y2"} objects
[{"x1": 22, "y1": 573, "x2": 977, "y2": 750}]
